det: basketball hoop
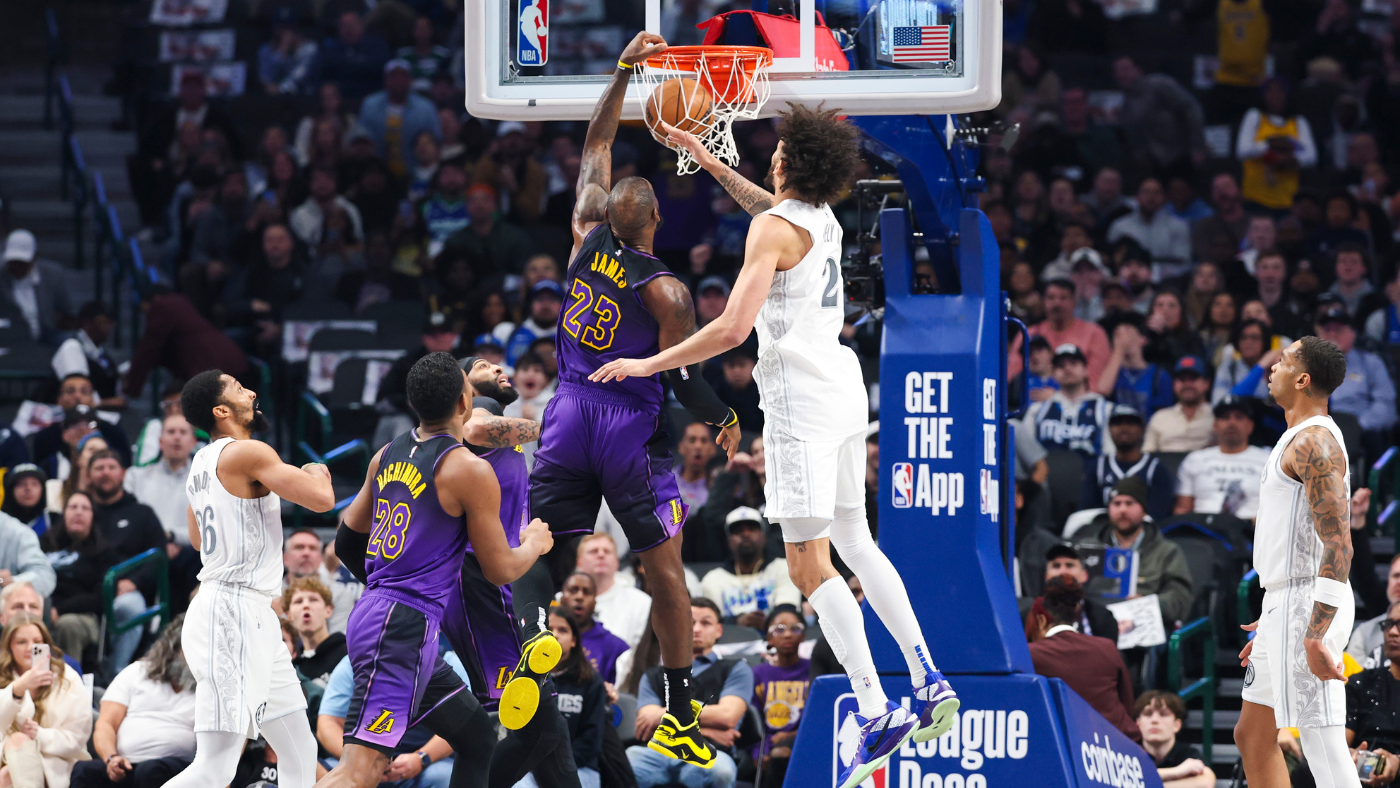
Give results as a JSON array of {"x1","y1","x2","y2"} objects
[{"x1": 635, "y1": 46, "x2": 773, "y2": 175}]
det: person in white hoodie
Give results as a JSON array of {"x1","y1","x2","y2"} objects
[{"x1": 0, "y1": 614, "x2": 91, "y2": 788}]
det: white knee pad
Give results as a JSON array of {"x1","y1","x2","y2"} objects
[
  {"x1": 779, "y1": 516, "x2": 831, "y2": 543},
  {"x1": 1298, "y1": 725, "x2": 1363, "y2": 788}
]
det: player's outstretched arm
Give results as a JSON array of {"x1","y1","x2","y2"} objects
[
  {"x1": 659, "y1": 121, "x2": 775, "y2": 216},
  {"x1": 464, "y1": 407, "x2": 541, "y2": 448},
  {"x1": 1287, "y1": 425, "x2": 1352, "y2": 681},
  {"x1": 642, "y1": 276, "x2": 741, "y2": 458},
  {"x1": 571, "y1": 31, "x2": 668, "y2": 254},
  {"x1": 225, "y1": 440, "x2": 336, "y2": 512},
  {"x1": 590, "y1": 213, "x2": 790, "y2": 380},
  {"x1": 447, "y1": 452, "x2": 553, "y2": 585}
]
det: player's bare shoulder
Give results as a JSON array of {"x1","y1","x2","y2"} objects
[
  {"x1": 749, "y1": 212, "x2": 811, "y2": 270},
  {"x1": 210, "y1": 438, "x2": 276, "y2": 496}
]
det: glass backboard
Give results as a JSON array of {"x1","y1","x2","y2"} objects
[{"x1": 465, "y1": 0, "x2": 1001, "y2": 120}]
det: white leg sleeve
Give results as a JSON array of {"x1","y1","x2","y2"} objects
[
  {"x1": 1298, "y1": 725, "x2": 1363, "y2": 788},
  {"x1": 807, "y1": 574, "x2": 887, "y2": 719},
  {"x1": 260, "y1": 713, "x2": 319, "y2": 788},
  {"x1": 162, "y1": 731, "x2": 246, "y2": 788},
  {"x1": 829, "y1": 504, "x2": 934, "y2": 685}
]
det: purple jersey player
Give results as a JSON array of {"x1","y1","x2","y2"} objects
[{"x1": 322, "y1": 353, "x2": 552, "y2": 788}]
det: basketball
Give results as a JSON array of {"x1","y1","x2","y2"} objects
[{"x1": 644, "y1": 77, "x2": 713, "y2": 143}]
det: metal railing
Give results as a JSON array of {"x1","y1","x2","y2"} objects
[
  {"x1": 292, "y1": 391, "x2": 371, "y2": 527},
  {"x1": 1167, "y1": 616, "x2": 1216, "y2": 764},
  {"x1": 101, "y1": 548, "x2": 171, "y2": 659}
]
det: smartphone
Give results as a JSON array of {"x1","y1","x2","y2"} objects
[
  {"x1": 1358, "y1": 750, "x2": 1383, "y2": 780},
  {"x1": 30, "y1": 643, "x2": 49, "y2": 674}
]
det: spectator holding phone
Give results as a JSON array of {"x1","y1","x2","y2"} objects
[
  {"x1": 1342, "y1": 601, "x2": 1400, "y2": 785},
  {"x1": 0, "y1": 613, "x2": 91, "y2": 788}
]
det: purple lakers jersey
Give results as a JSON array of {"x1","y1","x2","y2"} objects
[
  {"x1": 557, "y1": 224, "x2": 674, "y2": 410},
  {"x1": 367, "y1": 430, "x2": 471, "y2": 614},
  {"x1": 467, "y1": 397, "x2": 529, "y2": 548}
]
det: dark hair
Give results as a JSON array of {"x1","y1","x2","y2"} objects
[
  {"x1": 1231, "y1": 318, "x2": 1272, "y2": 350},
  {"x1": 43, "y1": 490, "x2": 105, "y2": 556},
  {"x1": 87, "y1": 448, "x2": 122, "y2": 471},
  {"x1": 690, "y1": 597, "x2": 724, "y2": 622},
  {"x1": 1295, "y1": 335, "x2": 1347, "y2": 396},
  {"x1": 1326, "y1": 191, "x2": 1358, "y2": 217},
  {"x1": 1333, "y1": 242, "x2": 1369, "y2": 270},
  {"x1": 286, "y1": 527, "x2": 322, "y2": 546},
  {"x1": 548, "y1": 607, "x2": 596, "y2": 685},
  {"x1": 776, "y1": 105, "x2": 861, "y2": 206},
  {"x1": 763, "y1": 603, "x2": 802, "y2": 632},
  {"x1": 406, "y1": 352, "x2": 465, "y2": 424},
  {"x1": 564, "y1": 570, "x2": 596, "y2": 594},
  {"x1": 515, "y1": 351, "x2": 546, "y2": 372},
  {"x1": 1042, "y1": 575, "x2": 1084, "y2": 626},
  {"x1": 1043, "y1": 278, "x2": 1076, "y2": 297},
  {"x1": 1134, "y1": 690, "x2": 1187, "y2": 721},
  {"x1": 181, "y1": 370, "x2": 228, "y2": 434},
  {"x1": 77, "y1": 301, "x2": 112, "y2": 323}
]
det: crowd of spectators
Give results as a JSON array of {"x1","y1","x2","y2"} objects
[{"x1": 0, "y1": 0, "x2": 1395, "y2": 778}]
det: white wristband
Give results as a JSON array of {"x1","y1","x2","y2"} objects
[{"x1": 1313, "y1": 577, "x2": 1351, "y2": 608}]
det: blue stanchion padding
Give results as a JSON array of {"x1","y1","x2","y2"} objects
[{"x1": 1048, "y1": 678, "x2": 1165, "y2": 788}]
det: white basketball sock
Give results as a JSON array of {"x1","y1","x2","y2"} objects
[
  {"x1": 1298, "y1": 725, "x2": 1363, "y2": 788},
  {"x1": 162, "y1": 731, "x2": 245, "y2": 788},
  {"x1": 830, "y1": 504, "x2": 934, "y2": 688},
  {"x1": 809, "y1": 575, "x2": 888, "y2": 718}
]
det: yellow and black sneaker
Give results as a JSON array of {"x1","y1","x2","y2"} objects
[
  {"x1": 646, "y1": 700, "x2": 717, "y2": 768},
  {"x1": 498, "y1": 631, "x2": 563, "y2": 730}
]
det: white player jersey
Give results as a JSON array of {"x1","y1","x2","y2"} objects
[
  {"x1": 753, "y1": 199, "x2": 868, "y2": 442},
  {"x1": 1254, "y1": 415, "x2": 1351, "y2": 591},
  {"x1": 186, "y1": 438, "x2": 285, "y2": 597}
]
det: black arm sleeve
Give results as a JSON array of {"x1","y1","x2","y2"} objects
[
  {"x1": 335, "y1": 523, "x2": 370, "y2": 585},
  {"x1": 667, "y1": 365, "x2": 737, "y2": 427}
]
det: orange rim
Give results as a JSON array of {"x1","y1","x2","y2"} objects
[{"x1": 642, "y1": 46, "x2": 773, "y2": 105}]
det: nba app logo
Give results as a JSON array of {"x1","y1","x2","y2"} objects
[
  {"x1": 517, "y1": 0, "x2": 548, "y2": 66},
  {"x1": 892, "y1": 463, "x2": 913, "y2": 508},
  {"x1": 835, "y1": 693, "x2": 889, "y2": 788}
]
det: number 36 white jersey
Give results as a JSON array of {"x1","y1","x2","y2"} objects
[
  {"x1": 187, "y1": 437, "x2": 285, "y2": 597},
  {"x1": 753, "y1": 199, "x2": 868, "y2": 442}
]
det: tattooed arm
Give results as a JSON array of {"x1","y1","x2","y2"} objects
[
  {"x1": 658, "y1": 122, "x2": 775, "y2": 216},
  {"x1": 464, "y1": 408, "x2": 541, "y2": 448},
  {"x1": 1285, "y1": 425, "x2": 1352, "y2": 680}
]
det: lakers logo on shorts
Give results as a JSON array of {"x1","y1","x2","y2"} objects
[
  {"x1": 496, "y1": 667, "x2": 511, "y2": 690},
  {"x1": 668, "y1": 499, "x2": 683, "y2": 525},
  {"x1": 365, "y1": 710, "x2": 396, "y2": 734}
]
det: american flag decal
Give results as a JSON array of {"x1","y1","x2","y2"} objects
[{"x1": 891, "y1": 25, "x2": 951, "y2": 63}]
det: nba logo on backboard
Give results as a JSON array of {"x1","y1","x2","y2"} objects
[
  {"x1": 892, "y1": 463, "x2": 913, "y2": 508},
  {"x1": 517, "y1": 0, "x2": 548, "y2": 66},
  {"x1": 834, "y1": 693, "x2": 889, "y2": 788}
]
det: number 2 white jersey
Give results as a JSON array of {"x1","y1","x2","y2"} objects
[
  {"x1": 1253, "y1": 415, "x2": 1351, "y2": 592},
  {"x1": 753, "y1": 199, "x2": 868, "y2": 442},
  {"x1": 186, "y1": 437, "x2": 285, "y2": 598}
]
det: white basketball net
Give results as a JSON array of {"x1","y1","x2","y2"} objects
[{"x1": 635, "y1": 47, "x2": 773, "y2": 175}]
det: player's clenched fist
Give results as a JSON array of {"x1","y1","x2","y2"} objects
[
  {"x1": 522, "y1": 518, "x2": 554, "y2": 555},
  {"x1": 619, "y1": 31, "x2": 667, "y2": 67}
]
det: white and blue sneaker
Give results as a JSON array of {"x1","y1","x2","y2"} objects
[
  {"x1": 911, "y1": 671, "x2": 960, "y2": 743},
  {"x1": 837, "y1": 702, "x2": 919, "y2": 788}
]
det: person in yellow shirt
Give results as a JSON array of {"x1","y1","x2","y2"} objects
[
  {"x1": 1237, "y1": 78, "x2": 1316, "y2": 212},
  {"x1": 1211, "y1": 0, "x2": 1269, "y2": 122}
]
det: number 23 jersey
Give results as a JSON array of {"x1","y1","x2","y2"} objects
[
  {"x1": 556, "y1": 224, "x2": 672, "y2": 411},
  {"x1": 187, "y1": 437, "x2": 285, "y2": 597},
  {"x1": 754, "y1": 199, "x2": 867, "y2": 442}
]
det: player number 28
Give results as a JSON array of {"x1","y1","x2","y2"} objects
[
  {"x1": 369, "y1": 499, "x2": 413, "y2": 561},
  {"x1": 562, "y1": 280, "x2": 621, "y2": 351},
  {"x1": 193, "y1": 505, "x2": 216, "y2": 555}
]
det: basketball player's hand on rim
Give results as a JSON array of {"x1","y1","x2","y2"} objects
[
  {"x1": 620, "y1": 31, "x2": 668, "y2": 68},
  {"x1": 521, "y1": 518, "x2": 554, "y2": 555}
]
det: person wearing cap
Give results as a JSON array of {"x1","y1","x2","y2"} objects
[
  {"x1": 358, "y1": 57, "x2": 441, "y2": 179},
  {"x1": 504, "y1": 280, "x2": 562, "y2": 367},
  {"x1": 1073, "y1": 477, "x2": 1195, "y2": 628},
  {"x1": 1039, "y1": 222, "x2": 1102, "y2": 283},
  {"x1": 1, "y1": 465, "x2": 47, "y2": 535},
  {"x1": 1316, "y1": 301, "x2": 1397, "y2": 460},
  {"x1": 441, "y1": 183, "x2": 535, "y2": 276},
  {"x1": 696, "y1": 276, "x2": 731, "y2": 328},
  {"x1": 473, "y1": 120, "x2": 549, "y2": 226},
  {"x1": 1028, "y1": 342, "x2": 1112, "y2": 457},
  {"x1": 700, "y1": 508, "x2": 801, "y2": 631},
  {"x1": 714, "y1": 346, "x2": 763, "y2": 433},
  {"x1": 373, "y1": 310, "x2": 470, "y2": 443},
  {"x1": 1010, "y1": 278, "x2": 1111, "y2": 383},
  {"x1": 1143, "y1": 356, "x2": 1215, "y2": 453},
  {"x1": 258, "y1": 6, "x2": 318, "y2": 95},
  {"x1": 1095, "y1": 314, "x2": 1174, "y2": 418},
  {"x1": 317, "y1": 9, "x2": 391, "y2": 103},
  {"x1": 1173, "y1": 396, "x2": 1271, "y2": 520},
  {"x1": 1085, "y1": 405, "x2": 1176, "y2": 520},
  {"x1": 1023, "y1": 544, "x2": 1121, "y2": 644},
  {"x1": 0, "y1": 230, "x2": 73, "y2": 345},
  {"x1": 471, "y1": 332, "x2": 507, "y2": 370}
]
